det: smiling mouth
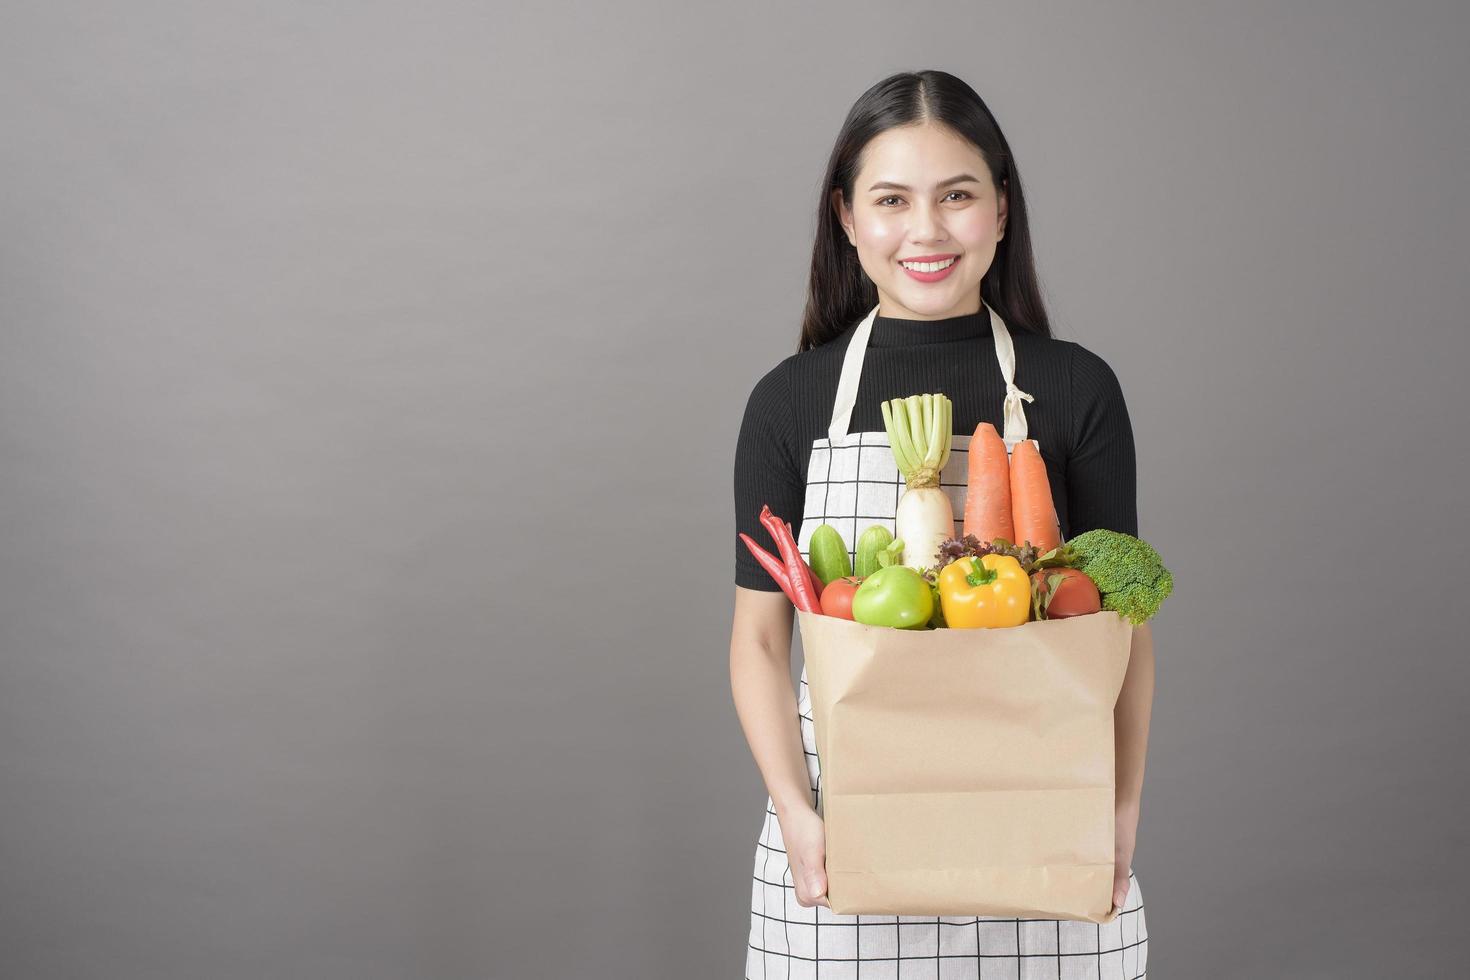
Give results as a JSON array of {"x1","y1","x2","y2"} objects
[{"x1": 897, "y1": 256, "x2": 958, "y2": 272}]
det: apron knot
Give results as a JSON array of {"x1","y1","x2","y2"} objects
[{"x1": 1002, "y1": 382, "x2": 1034, "y2": 449}]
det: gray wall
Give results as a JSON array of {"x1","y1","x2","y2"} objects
[{"x1": 2, "y1": 2, "x2": 1466, "y2": 977}]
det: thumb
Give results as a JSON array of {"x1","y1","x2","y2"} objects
[{"x1": 808, "y1": 870, "x2": 827, "y2": 896}]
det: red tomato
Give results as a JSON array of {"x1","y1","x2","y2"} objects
[
  {"x1": 1031, "y1": 568, "x2": 1101, "y2": 619},
  {"x1": 819, "y1": 576, "x2": 862, "y2": 620}
]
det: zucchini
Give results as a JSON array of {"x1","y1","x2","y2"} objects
[
  {"x1": 808, "y1": 525, "x2": 852, "y2": 585},
  {"x1": 854, "y1": 525, "x2": 895, "y2": 578}
]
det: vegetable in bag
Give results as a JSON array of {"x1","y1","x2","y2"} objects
[{"x1": 880, "y1": 393, "x2": 955, "y2": 572}]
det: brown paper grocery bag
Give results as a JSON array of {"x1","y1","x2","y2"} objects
[{"x1": 796, "y1": 609, "x2": 1133, "y2": 924}]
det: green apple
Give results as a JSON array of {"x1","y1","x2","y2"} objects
[{"x1": 851, "y1": 565, "x2": 934, "y2": 630}]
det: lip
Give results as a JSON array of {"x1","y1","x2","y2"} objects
[
  {"x1": 898, "y1": 253, "x2": 959, "y2": 263},
  {"x1": 898, "y1": 253, "x2": 960, "y2": 283}
]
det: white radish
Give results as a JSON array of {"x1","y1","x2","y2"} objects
[{"x1": 881, "y1": 393, "x2": 954, "y2": 572}]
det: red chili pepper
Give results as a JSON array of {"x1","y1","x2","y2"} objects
[
  {"x1": 738, "y1": 532, "x2": 798, "y2": 605},
  {"x1": 759, "y1": 505, "x2": 821, "y2": 614},
  {"x1": 791, "y1": 523, "x2": 825, "y2": 600},
  {"x1": 802, "y1": 557, "x2": 825, "y2": 599}
]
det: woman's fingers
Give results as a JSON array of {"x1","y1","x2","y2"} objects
[
  {"x1": 804, "y1": 867, "x2": 828, "y2": 907},
  {"x1": 1112, "y1": 869, "x2": 1130, "y2": 910},
  {"x1": 792, "y1": 856, "x2": 827, "y2": 907},
  {"x1": 779, "y1": 807, "x2": 830, "y2": 908}
]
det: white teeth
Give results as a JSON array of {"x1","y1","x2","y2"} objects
[{"x1": 900, "y1": 257, "x2": 957, "y2": 272}]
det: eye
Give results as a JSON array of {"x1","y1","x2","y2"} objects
[{"x1": 877, "y1": 192, "x2": 971, "y2": 207}]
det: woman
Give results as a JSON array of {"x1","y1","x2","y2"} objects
[{"x1": 731, "y1": 71, "x2": 1153, "y2": 978}]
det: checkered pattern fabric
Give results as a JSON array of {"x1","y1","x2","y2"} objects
[{"x1": 744, "y1": 431, "x2": 1149, "y2": 979}]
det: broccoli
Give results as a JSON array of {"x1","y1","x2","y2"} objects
[{"x1": 1065, "y1": 529, "x2": 1173, "y2": 625}]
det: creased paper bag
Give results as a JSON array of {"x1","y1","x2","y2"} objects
[{"x1": 796, "y1": 608, "x2": 1133, "y2": 924}]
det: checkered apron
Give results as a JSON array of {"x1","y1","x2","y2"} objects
[{"x1": 745, "y1": 304, "x2": 1149, "y2": 979}]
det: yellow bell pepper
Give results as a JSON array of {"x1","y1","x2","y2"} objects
[{"x1": 937, "y1": 553, "x2": 1031, "y2": 628}]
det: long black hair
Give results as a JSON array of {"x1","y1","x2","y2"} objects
[{"x1": 799, "y1": 71, "x2": 1053, "y2": 352}]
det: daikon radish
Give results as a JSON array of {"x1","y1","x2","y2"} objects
[
  {"x1": 963, "y1": 422, "x2": 1014, "y2": 544},
  {"x1": 1008, "y1": 438, "x2": 1061, "y2": 552},
  {"x1": 881, "y1": 392, "x2": 954, "y2": 571}
]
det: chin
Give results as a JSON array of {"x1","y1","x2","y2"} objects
[{"x1": 896, "y1": 283, "x2": 972, "y2": 305}]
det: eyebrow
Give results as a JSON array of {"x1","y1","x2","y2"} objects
[{"x1": 868, "y1": 174, "x2": 983, "y2": 192}]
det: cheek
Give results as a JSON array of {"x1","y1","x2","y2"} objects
[
  {"x1": 953, "y1": 208, "x2": 999, "y2": 246},
  {"x1": 854, "y1": 212, "x2": 904, "y2": 251}
]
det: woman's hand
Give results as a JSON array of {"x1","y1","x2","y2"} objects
[
  {"x1": 1113, "y1": 800, "x2": 1140, "y2": 911},
  {"x1": 777, "y1": 805, "x2": 830, "y2": 908}
]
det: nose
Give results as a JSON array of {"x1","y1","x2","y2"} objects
[{"x1": 909, "y1": 198, "x2": 947, "y2": 243}]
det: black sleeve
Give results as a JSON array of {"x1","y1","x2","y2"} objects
[
  {"x1": 1063, "y1": 343, "x2": 1139, "y2": 538},
  {"x1": 733, "y1": 358, "x2": 805, "y2": 591}
]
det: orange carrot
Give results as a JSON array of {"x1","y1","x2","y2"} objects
[
  {"x1": 1008, "y1": 439, "x2": 1061, "y2": 552},
  {"x1": 963, "y1": 422, "x2": 1014, "y2": 544}
]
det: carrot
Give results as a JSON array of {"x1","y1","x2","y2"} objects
[
  {"x1": 759, "y1": 505, "x2": 821, "y2": 613},
  {"x1": 1008, "y1": 439, "x2": 1061, "y2": 552},
  {"x1": 963, "y1": 422, "x2": 1015, "y2": 545},
  {"x1": 739, "y1": 532, "x2": 798, "y2": 605}
]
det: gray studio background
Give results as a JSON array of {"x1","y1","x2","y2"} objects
[{"x1": 2, "y1": 2, "x2": 1467, "y2": 978}]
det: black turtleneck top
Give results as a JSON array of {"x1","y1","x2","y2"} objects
[{"x1": 733, "y1": 307, "x2": 1138, "y2": 591}]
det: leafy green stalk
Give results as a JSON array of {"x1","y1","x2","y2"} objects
[{"x1": 882, "y1": 393, "x2": 953, "y2": 490}]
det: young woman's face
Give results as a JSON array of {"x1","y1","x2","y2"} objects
[{"x1": 834, "y1": 122, "x2": 1007, "y2": 320}]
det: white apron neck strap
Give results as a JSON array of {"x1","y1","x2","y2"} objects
[
  {"x1": 825, "y1": 302, "x2": 1032, "y2": 448},
  {"x1": 826, "y1": 304, "x2": 880, "y2": 445},
  {"x1": 990, "y1": 308, "x2": 1032, "y2": 449}
]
